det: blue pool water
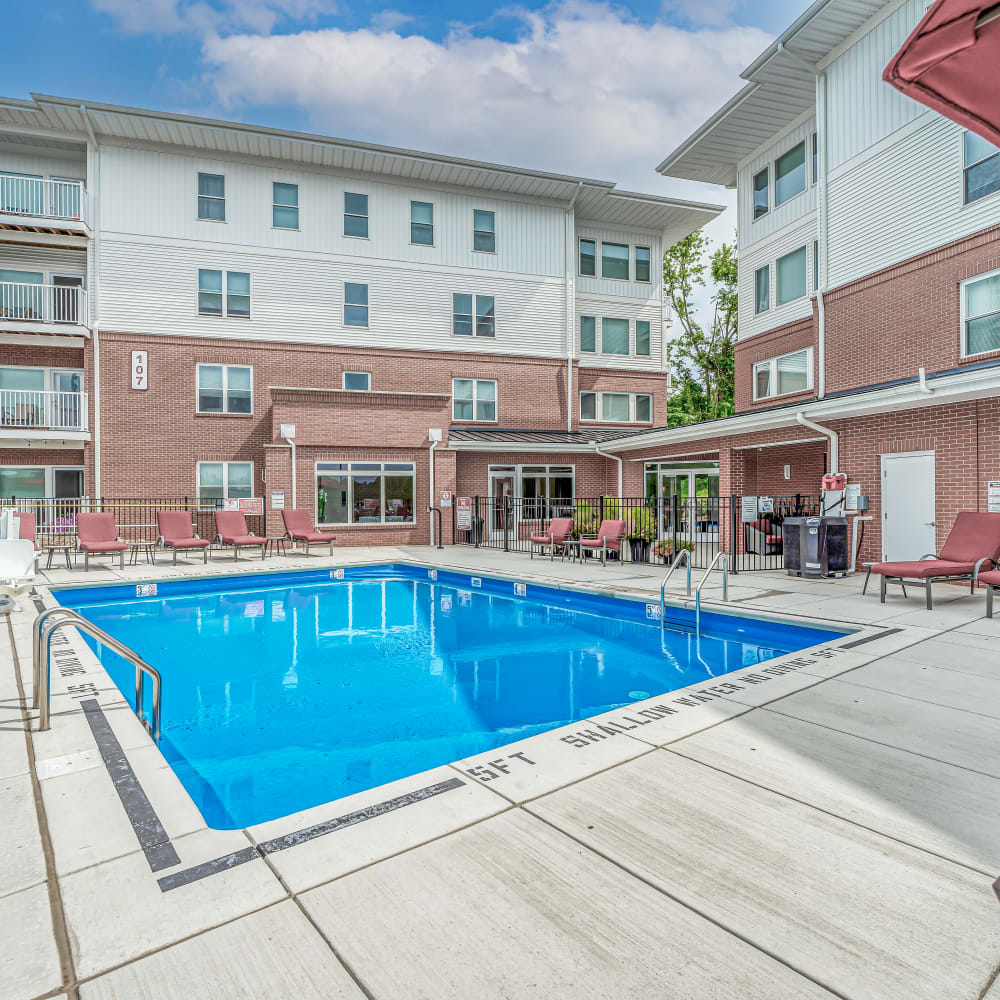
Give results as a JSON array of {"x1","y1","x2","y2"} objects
[{"x1": 56, "y1": 565, "x2": 843, "y2": 828}]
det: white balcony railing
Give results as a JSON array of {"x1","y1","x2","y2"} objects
[
  {"x1": 0, "y1": 175, "x2": 88, "y2": 225},
  {"x1": 0, "y1": 390, "x2": 88, "y2": 432},
  {"x1": 0, "y1": 282, "x2": 89, "y2": 326}
]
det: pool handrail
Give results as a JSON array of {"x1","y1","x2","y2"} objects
[
  {"x1": 694, "y1": 552, "x2": 729, "y2": 636},
  {"x1": 659, "y1": 548, "x2": 692, "y2": 627},
  {"x1": 32, "y1": 607, "x2": 162, "y2": 740}
]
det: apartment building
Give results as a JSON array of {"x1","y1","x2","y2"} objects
[
  {"x1": 604, "y1": 0, "x2": 1000, "y2": 565},
  {"x1": 0, "y1": 94, "x2": 722, "y2": 543}
]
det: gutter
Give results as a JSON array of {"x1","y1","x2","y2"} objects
[
  {"x1": 80, "y1": 104, "x2": 101, "y2": 495},
  {"x1": 593, "y1": 444, "x2": 623, "y2": 496},
  {"x1": 565, "y1": 182, "x2": 583, "y2": 433},
  {"x1": 281, "y1": 429, "x2": 297, "y2": 507},
  {"x1": 796, "y1": 412, "x2": 838, "y2": 472}
]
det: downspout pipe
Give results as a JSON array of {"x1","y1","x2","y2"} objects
[
  {"x1": 81, "y1": 105, "x2": 102, "y2": 495},
  {"x1": 594, "y1": 444, "x2": 623, "y2": 497},
  {"x1": 565, "y1": 182, "x2": 583, "y2": 433},
  {"x1": 796, "y1": 412, "x2": 838, "y2": 473},
  {"x1": 427, "y1": 428, "x2": 443, "y2": 546},
  {"x1": 281, "y1": 432, "x2": 297, "y2": 508}
]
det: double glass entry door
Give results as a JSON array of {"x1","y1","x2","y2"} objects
[{"x1": 658, "y1": 471, "x2": 719, "y2": 537}]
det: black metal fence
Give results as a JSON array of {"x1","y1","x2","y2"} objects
[
  {"x1": 453, "y1": 494, "x2": 821, "y2": 572},
  {"x1": 0, "y1": 497, "x2": 264, "y2": 545}
]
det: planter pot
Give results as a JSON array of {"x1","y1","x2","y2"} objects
[{"x1": 630, "y1": 539, "x2": 650, "y2": 563}]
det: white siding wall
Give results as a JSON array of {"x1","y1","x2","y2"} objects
[
  {"x1": 574, "y1": 294, "x2": 666, "y2": 371},
  {"x1": 824, "y1": 0, "x2": 933, "y2": 170},
  {"x1": 0, "y1": 246, "x2": 86, "y2": 278},
  {"x1": 98, "y1": 238, "x2": 567, "y2": 357},
  {"x1": 0, "y1": 146, "x2": 87, "y2": 182},
  {"x1": 737, "y1": 217, "x2": 817, "y2": 340},
  {"x1": 575, "y1": 225, "x2": 662, "y2": 300},
  {"x1": 98, "y1": 144, "x2": 565, "y2": 278},
  {"x1": 737, "y1": 116, "x2": 817, "y2": 250}
]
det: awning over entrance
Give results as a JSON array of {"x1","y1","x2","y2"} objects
[{"x1": 883, "y1": 0, "x2": 1000, "y2": 147}]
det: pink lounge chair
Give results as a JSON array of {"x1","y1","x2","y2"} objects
[
  {"x1": 578, "y1": 519, "x2": 626, "y2": 566},
  {"x1": 529, "y1": 517, "x2": 573, "y2": 561},
  {"x1": 980, "y1": 568, "x2": 1000, "y2": 618},
  {"x1": 77, "y1": 512, "x2": 128, "y2": 570},
  {"x1": 281, "y1": 509, "x2": 335, "y2": 556},
  {"x1": 12, "y1": 512, "x2": 39, "y2": 567},
  {"x1": 213, "y1": 510, "x2": 267, "y2": 560},
  {"x1": 157, "y1": 511, "x2": 210, "y2": 564},
  {"x1": 868, "y1": 511, "x2": 1000, "y2": 610}
]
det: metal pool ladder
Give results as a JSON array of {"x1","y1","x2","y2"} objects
[
  {"x1": 694, "y1": 552, "x2": 729, "y2": 635},
  {"x1": 32, "y1": 607, "x2": 163, "y2": 740},
  {"x1": 659, "y1": 549, "x2": 692, "y2": 633}
]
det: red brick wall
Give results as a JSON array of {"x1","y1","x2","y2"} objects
[
  {"x1": 734, "y1": 315, "x2": 817, "y2": 412},
  {"x1": 0, "y1": 344, "x2": 85, "y2": 368}
]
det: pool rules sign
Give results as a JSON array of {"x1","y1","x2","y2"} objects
[{"x1": 131, "y1": 351, "x2": 148, "y2": 390}]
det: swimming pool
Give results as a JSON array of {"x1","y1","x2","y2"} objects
[{"x1": 55, "y1": 565, "x2": 843, "y2": 828}]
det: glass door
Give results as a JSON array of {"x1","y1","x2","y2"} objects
[
  {"x1": 658, "y1": 473, "x2": 690, "y2": 535},
  {"x1": 488, "y1": 470, "x2": 515, "y2": 538},
  {"x1": 50, "y1": 371, "x2": 82, "y2": 428},
  {"x1": 52, "y1": 275, "x2": 83, "y2": 324}
]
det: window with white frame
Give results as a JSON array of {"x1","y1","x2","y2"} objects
[
  {"x1": 635, "y1": 246, "x2": 651, "y2": 282},
  {"x1": 579, "y1": 238, "x2": 596, "y2": 276},
  {"x1": 410, "y1": 201, "x2": 433, "y2": 244},
  {"x1": 344, "y1": 283, "x2": 369, "y2": 327},
  {"x1": 452, "y1": 293, "x2": 495, "y2": 337},
  {"x1": 636, "y1": 320, "x2": 651, "y2": 356},
  {"x1": 962, "y1": 269, "x2": 1000, "y2": 357},
  {"x1": 752, "y1": 347, "x2": 813, "y2": 400},
  {"x1": 273, "y1": 182, "x2": 299, "y2": 229},
  {"x1": 601, "y1": 317, "x2": 629, "y2": 355},
  {"x1": 964, "y1": 131, "x2": 1000, "y2": 204},
  {"x1": 775, "y1": 141, "x2": 806, "y2": 206},
  {"x1": 343, "y1": 371, "x2": 371, "y2": 391},
  {"x1": 473, "y1": 209, "x2": 495, "y2": 252},
  {"x1": 754, "y1": 265, "x2": 770, "y2": 314},
  {"x1": 344, "y1": 192, "x2": 368, "y2": 238},
  {"x1": 776, "y1": 246, "x2": 807, "y2": 306},
  {"x1": 198, "y1": 461, "x2": 253, "y2": 500},
  {"x1": 197, "y1": 173, "x2": 225, "y2": 221},
  {"x1": 453, "y1": 378, "x2": 496, "y2": 421},
  {"x1": 197, "y1": 364, "x2": 252, "y2": 414},
  {"x1": 198, "y1": 269, "x2": 250, "y2": 317},
  {"x1": 580, "y1": 315, "x2": 596, "y2": 352},
  {"x1": 520, "y1": 465, "x2": 575, "y2": 518},
  {"x1": 580, "y1": 391, "x2": 652, "y2": 423},
  {"x1": 752, "y1": 167, "x2": 769, "y2": 219},
  {"x1": 602, "y1": 242, "x2": 629, "y2": 280},
  {"x1": 316, "y1": 461, "x2": 415, "y2": 525}
]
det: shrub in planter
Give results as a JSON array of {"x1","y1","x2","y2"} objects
[
  {"x1": 627, "y1": 507, "x2": 656, "y2": 563},
  {"x1": 652, "y1": 539, "x2": 696, "y2": 564}
]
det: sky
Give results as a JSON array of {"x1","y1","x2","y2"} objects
[{"x1": 2, "y1": 0, "x2": 812, "y2": 321}]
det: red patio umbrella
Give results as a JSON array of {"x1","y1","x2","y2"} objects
[{"x1": 883, "y1": 0, "x2": 1000, "y2": 148}]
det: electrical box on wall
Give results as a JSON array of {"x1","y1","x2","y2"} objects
[{"x1": 783, "y1": 464, "x2": 791, "y2": 480}]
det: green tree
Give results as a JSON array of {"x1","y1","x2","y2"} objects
[{"x1": 663, "y1": 231, "x2": 737, "y2": 425}]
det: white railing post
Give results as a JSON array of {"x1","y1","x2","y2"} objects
[
  {"x1": 0, "y1": 175, "x2": 87, "y2": 224},
  {"x1": 0, "y1": 282, "x2": 86, "y2": 326},
  {"x1": 0, "y1": 389, "x2": 87, "y2": 431}
]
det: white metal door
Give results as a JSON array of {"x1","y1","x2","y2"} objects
[{"x1": 881, "y1": 451, "x2": 936, "y2": 561}]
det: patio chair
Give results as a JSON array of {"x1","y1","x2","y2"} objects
[
  {"x1": 77, "y1": 512, "x2": 128, "y2": 570},
  {"x1": 281, "y1": 509, "x2": 336, "y2": 555},
  {"x1": 867, "y1": 511, "x2": 1000, "y2": 610},
  {"x1": 578, "y1": 519, "x2": 626, "y2": 566},
  {"x1": 746, "y1": 518, "x2": 782, "y2": 555},
  {"x1": 529, "y1": 517, "x2": 573, "y2": 561},
  {"x1": 213, "y1": 510, "x2": 267, "y2": 560},
  {"x1": 980, "y1": 568, "x2": 1000, "y2": 618},
  {"x1": 0, "y1": 538, "x2": 36, "y2": 613},
  {"x1": 12, "y1": 512, "x2": 40, "y2": 568},
  {"x1": 157, "y1": 510, "x2": 210, "y2": 564}
]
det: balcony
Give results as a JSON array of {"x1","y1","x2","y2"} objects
[
  {"x1": 0, "y1": 389, "x2": 88, "y2": 436},
  {"x1": 0, "y1": 175, "x2": 89, "y2": 237},
  {"x1": 0, "y1": 282, "x2": 89, "y2": 335}
]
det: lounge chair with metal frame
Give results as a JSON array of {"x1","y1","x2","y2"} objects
[
  {"x1": 281, "y1": 508, "x2": 336, "y2": 555},
  {"x1": 578, "y1": 519, "x2": 626, "y2": 566},
  {"x1": 213, "y1": 510, "x2": 267, "y2": 560},
  {"x1": 157, "y1": 510, "x2": 210, "y2": 564},
  {"x1": 77, "y1": 512, "x2": 128, "y2": 570},
  {"x1": 868, "y1": 511, "x2": 1000, "y2": 610},
  {"x1": 529, "y1": 516, "x2": 573, "y2": 561}
]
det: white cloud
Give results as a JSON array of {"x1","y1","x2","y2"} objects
[
  {"x1": 91, "y1": 0, "x2": 336, "y2": 36},
  {"x1": 369, "y1": 9, "x2": 416, "y2": 33}
]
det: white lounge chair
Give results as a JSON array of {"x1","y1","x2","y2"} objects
[{"x1": 0, "y1": 538, "x2": 36, "y2": 614}]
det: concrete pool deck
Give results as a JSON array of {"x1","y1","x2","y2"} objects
[{"x1": 2, "y1": 544, "x2": 999, "y2": 999}]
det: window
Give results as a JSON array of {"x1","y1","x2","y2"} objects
[
  {"x1": 579, "y1": 238, "x2": 596, "y2": 276},
  {"x1": 636, "y1": 320, "x2": 651, "y2": 356},
  {"x1": 343, "y1": 371, "x2": 371, "y2": 391},
  {"x1": 273, "y1": 182, "x2": 299, "y2": 229},
  {"x1": 811, "y1": 132, "x2": 818, "y2": 185},
  {"x1": 752, "y1": 348, "x2": 813, "y2": 400},
  {"x1": 344, "y1": 193, "x2": 368, "y2": 238},
  {"x1": 635, "y1": 246, "x2": 651, "y2": 282},
  {"x1": 580, "y1": 391, "x2": 652, "y2": 423},
  {"x1": 410, "y1": 201, "x2": 433, "y2": 244},
  {"x1": 473, "y1": 209, "x2": 495, "y2": 252},
  {"x1": 197, "y1": 173, "x2": 225, "y2": 221},
  {"x1": 602, "y1": 242, "x2": 629, "y2": 280},
  {"x1": 964, "y1": 131, "x2": 1000, "y2": 204},
  {"x1": 754, "y1": 265, "x2": 770, "y2": 314},
  {"x1": 198, "y1": 269, "x2": 250, "y2": 317},
  {"x1": 520, "y1": 465, "x2": 574, "y2": 519},
  {"x1": 344, "y1": 283, "x2": 369, "y2": 327},
  {"x1": 315, "y1": 461, "x2": 415, "y2": 525},
  {"x1": 601, "y1": 317, "x2": 629, "y2": 355},
  {"x1": 197, "y1": 364, "x2": 252, "y2": 414},
  {"x1": 453, "y1": 378, "x2": 496, "y2": 421},
  {"x1": 580, "y1": 315, "x2": 596, "y2": 353},
  {"x1": 753, "y1": 167, "x2": 769, "y2": 219},
  {"x1": 775, "y1": 141, "x2": 806, "y2": 206},
  {"x1": 198, "y1": 461, "x2": 253, "y2": 500},
  {"x1": 962, "y1": 270, "x2": 1000, "y2": 357},
  {"x1": 452, "y1": 294, "x2": 494, "y2": 337},
  {"x1": 776, "y1": 246, "x2": 807, "y2": 306}
]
